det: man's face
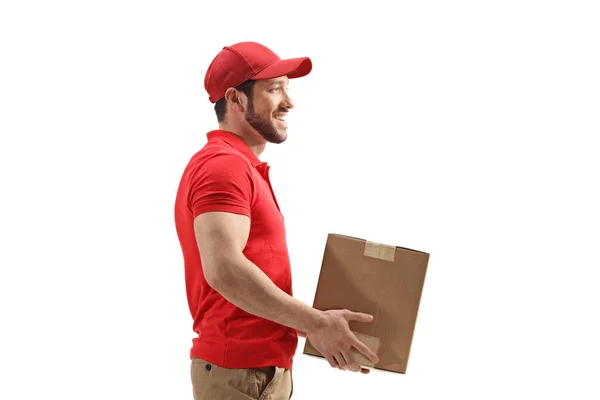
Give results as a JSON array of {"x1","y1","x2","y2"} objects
[{"x1": 244, "y1": 77, "x2": 294, "y2": 144}]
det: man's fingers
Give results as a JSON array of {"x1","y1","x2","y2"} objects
[
  {"x1": 325, "y1": 355, "x2": 338, "y2": 369},
  {"x1": 353, "y1": 338, "x2": 380, "y2": 365},
  {"x1": 346, "y1": 311, "x2": 374, "y2": 323},
  {"x1": 333, "y1": 353, "x2": 349, "y2": 371},
  {"x1": 341, "y1": 349, "x2": 361, "y2": 372}
]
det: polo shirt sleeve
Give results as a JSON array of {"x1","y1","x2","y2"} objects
[{"x1": 189, "y1": 153, "x2": 254, "y2": 218}]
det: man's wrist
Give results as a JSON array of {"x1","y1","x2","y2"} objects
[{"x1": 300, "y1": 307, "x2": 326, "y2": 335}]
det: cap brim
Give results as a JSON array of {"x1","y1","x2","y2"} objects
[{"x1": 252, "y1": 57, "x2": 312, "y2": 80}]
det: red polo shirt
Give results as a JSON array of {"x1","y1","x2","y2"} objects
[{"x1": 174, "y1": 130, "x2": 297, "y2": 370}]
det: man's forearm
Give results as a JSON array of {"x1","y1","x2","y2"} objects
[{"x1": 209, "y1": 254, "x2": 324, "y2": 334}]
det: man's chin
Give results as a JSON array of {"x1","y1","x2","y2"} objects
[
  {"x1": 264, "y1": 130, "x2": 287, "y2": 144},
  {"x1": 276, "y1": 131, "x2": 288, "y2": 143}
]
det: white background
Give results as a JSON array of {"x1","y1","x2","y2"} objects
[{"x1": 1, "y1": 0, "x2": 599, "y2": 399}]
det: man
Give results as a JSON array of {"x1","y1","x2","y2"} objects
[{"x1": 174, "y1": 41, "x2": 379, "y2": 400}]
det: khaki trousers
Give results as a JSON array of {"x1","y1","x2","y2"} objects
[{"x1": 191, "y1": 357, "x2": 293, "y2": 400}]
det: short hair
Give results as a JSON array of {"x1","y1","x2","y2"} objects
[{"x1": 214, "y1": 80, "x2": 256, "y2": 123}]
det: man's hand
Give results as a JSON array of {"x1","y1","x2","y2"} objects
[{"x1": 305, "y1": 309, "x2": 379, "y2": 373}]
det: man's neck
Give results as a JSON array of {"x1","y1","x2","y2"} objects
[{"x1": 218, "y1": 122, "x2": 266, "y2": 158}]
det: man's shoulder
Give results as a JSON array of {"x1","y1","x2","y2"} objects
[
  {"x1": 188, "y1": 139, "x2": 252, "y2": 171},
  {"x1": 186, "y1": 141, "x2": 254, "y2": 183}
]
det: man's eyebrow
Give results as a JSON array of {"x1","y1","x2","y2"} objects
[{"x1": 267, "y1": 79, "x2": 288, "y2": 86}]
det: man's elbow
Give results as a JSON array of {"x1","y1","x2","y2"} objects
[
  {"x1": 203, "y1": 264, "x2": 224, "y2": 291},
  {"x1": 202, "y1": 258, "x2": 235, "y2": 292}
]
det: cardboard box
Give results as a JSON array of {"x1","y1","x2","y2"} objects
[{"x1": 303, "y1": 233, "x2": 429, "y2": 374}]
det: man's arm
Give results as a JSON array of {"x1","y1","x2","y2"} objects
[
  {"x1": 194, "y1": 211, "x2": 379, "y2": 372},
  {"x1": 194, "y1": 211, "x2": 324, "y2": 335}
]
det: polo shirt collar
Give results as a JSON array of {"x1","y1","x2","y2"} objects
[{"x1": 206, "y1": 130, "x2": 264, "y2": 167}]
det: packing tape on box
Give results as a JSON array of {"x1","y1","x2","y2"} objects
[
  {"x1": 364, "y1": 241, "x2": 396, "y2": 262},
  {"x1": 350, "y1": 331, "x2": 381, "y2": 368}
]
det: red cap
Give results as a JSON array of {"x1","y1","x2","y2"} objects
[{"x1": 204, "y1": 41, "x2": 312, "y2": 103}]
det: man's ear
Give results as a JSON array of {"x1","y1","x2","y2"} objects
[{"x1": 224, "y1": 88, "x2": 247, "y2": 113}]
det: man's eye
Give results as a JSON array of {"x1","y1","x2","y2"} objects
[{"x1": 270, "y1": 87, "x2": 281, "y2": 92}]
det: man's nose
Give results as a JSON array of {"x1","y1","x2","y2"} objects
[{"x1": 283, "y1": 91, "x2": 294, "y2": 109}]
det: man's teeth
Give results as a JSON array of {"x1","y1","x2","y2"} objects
[{"x1": 275, "y1": 116, "x2": 285, "y2": 121}]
